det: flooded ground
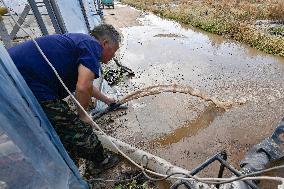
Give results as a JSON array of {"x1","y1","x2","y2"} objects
[{"x1": 101, "y1": 2, "x2": 284, "y2": 188}]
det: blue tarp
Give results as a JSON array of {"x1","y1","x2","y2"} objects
[{"x1": 0, "y1": 44, "x2": 88, "y2": 189}]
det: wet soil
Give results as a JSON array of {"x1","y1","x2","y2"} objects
[
  {"x1": 102, "y1": 3, "x2": 141, "y2": 29},
  {"x1": 100, "y1": 2, "x2": 284, "y2": 188}
]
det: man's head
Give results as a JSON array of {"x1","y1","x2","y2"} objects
[{"x1": 90, "y1": 24, "x2": 121, "y2": 63}]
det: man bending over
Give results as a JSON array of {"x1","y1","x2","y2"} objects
[{"x1": 8, "y1": 24, "x2": 121, "y2": 170}]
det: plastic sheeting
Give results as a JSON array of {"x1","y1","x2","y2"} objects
[
  {"x1": 48, "y1": 0, "x2": 89, "y2": 33},
  {"x1": 0, "y1": 44, "x2": 88, "y2": 189},
  {"x1": 81, "y1": 0, "x2": 102, "y2": 30},
  {"x1": 91, "y1": 79, "x2": 123, "y2": 115}
]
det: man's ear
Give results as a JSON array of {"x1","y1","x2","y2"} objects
[{"x1": 102, "y1": 39, "x2": 109, "y2": 48}]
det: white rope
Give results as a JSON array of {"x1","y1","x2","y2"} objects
[{"x1": 2, "y1": 1, "x2": 284, "y2": 187}]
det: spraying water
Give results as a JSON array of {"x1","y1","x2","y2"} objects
[{"x1": 120, "y1": 84, "x2": 247, "y2": 110}]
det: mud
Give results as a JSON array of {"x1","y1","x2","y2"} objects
[
  {"x1": 102, "y1": 3, "x2": 141, "y2": 29},
  {"x1": 101, "y1": 2, "x2": 284, "y2": 188}
]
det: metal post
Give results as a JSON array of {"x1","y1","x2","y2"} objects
[
  {"x1": 0, "y1": 20, "x2": 12, "y2": 48},
  {"x1": 27, "y1": 0, "x2": 48, "y2": 35},
  {"x1": 10, "y1": 4, "x2": 31, "y2": 39},
  {"x1": 48, "y1": 0, "x2": 67, "y2": 33},
  {"x1": 216, "y1": 151, "x2": 227, "y2": 189},
  {"x1": 0, "y1": 7, "x2": 12, "y2": 48},
  {"x1": 42, "y1": 0, "x2": 62, "y2": 34},
  {"x1": 78, "y1": 0, "x2": 90, "y2": 32}
]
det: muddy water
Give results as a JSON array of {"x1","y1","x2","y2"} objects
[
  {"x1": 151, "y1": 103, "x2": 225, "y2": 146},
  {"x1": 103, "y1": 3, "x2": 284, "y2": 187}
]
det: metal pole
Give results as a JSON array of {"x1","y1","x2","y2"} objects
[
  {"x1": 0, "y1": 20, "x2": 12, "y2": 48},
  {"x1": 78, "y1": 0, "x2": 90, "y2": 32},
  {"x1": 27, "y1": 0, "x2": 48, "y2": 35},
  {"x1": 0, "y1": 7, "x2": 12, "y2": 48},
  {"x1": 216, "y1": 151, "x2": 227, "y2": 189},
  {"x1": 48, "y1": 0, "x2": 67, "y2": 33},
  {"x1": 190, "y1": 153, "x2": 220, "y2": 176},
  {"x1": 42, "y1": 0, "x2": 62, "y2": 34}
]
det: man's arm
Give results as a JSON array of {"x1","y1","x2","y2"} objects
[
  {"x1": 75, "y1": 64, "x2": 95, "y2": 124},
  {"x1": 76, "y1": 64, "x2": 115, "y2": 124},
  {"x1": 93, "y1": 85, "x2": 115, "y2": 105}
]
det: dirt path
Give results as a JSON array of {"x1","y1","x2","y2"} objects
[
  {"x1": 101, "y1": 2, "x2": 284, "y2": 188},
  {"x1": 102, "y1": 3, "x2": 141, "y2": 29}
]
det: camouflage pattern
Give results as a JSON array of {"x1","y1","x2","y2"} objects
[{"x1": 40, "y1": 100, "x2": 106, "y2": 164}]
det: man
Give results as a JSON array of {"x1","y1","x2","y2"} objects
[{"x1": 8, "y1": 24, "x2": 120, "y2": 170}]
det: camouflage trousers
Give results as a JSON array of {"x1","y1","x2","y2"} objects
[{"x1": 40, "y1": 100, "x2": 105, "y2": 164}]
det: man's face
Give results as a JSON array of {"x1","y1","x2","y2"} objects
[{"x1": 101, "y1": 40, "x2": 119, "y2": 64}]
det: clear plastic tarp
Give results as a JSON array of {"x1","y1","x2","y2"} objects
[
  {"x1": 0, "y1": 44, "x2": 88, "y2": 189},
  {"x1": 49, "y1": 0, "x2": 89, "y2": 33},
  {"x1": 91, "y1": 79, "x2": 122, "y2": 115}
]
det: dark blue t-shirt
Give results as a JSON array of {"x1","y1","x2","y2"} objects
[{"x1": 8, "y1": 33, "x2": 102, "y2": 102}]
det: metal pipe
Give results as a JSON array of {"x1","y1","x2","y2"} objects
[
  {"x1": 217, "y1": 157, "x2": 259, "y2": 189},
  {"x1": 216, "y1": 151, "x2": 227, "y2": 189}
]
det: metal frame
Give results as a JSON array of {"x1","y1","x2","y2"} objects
[
  {"x1": 0, "y1": 0, "x2": 103, "y2": 48},
  {"x1": 9, "y1": 4, "x2": 31, "y2": 39},
  {"x1": 170, "y1": 151, "x2": 260, "y2": 189},
  {"x1": 0, "y1": 0, "x2": 62, "y2": 48}
]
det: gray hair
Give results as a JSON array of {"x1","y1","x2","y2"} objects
[{"x1": 90, "y1": 24, "x2": 121, "y2": 44}]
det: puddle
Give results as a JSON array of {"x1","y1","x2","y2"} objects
[
  {"x1": 151, "y1": 103, "x2": 224, "y2": 146},
  {"x1": 119, "y1": 12, "x2": 284, "y2": 110},
  {"x1": 104, "y1": 4, "x2": 284, "y2": 184}
]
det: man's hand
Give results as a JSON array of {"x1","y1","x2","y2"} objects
[
  {"x1": 108, "y1": 101, "x2": 128, "y2": 111},
  {"x1": 104, "y1": 97, "x2": 116, "y2": 105},
  {"x1": 92, "y1": 101, "x2": 128, "y2": 119},
  {"x1": 93, "y1": 85, "x2": 116, "y2": 105}
]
